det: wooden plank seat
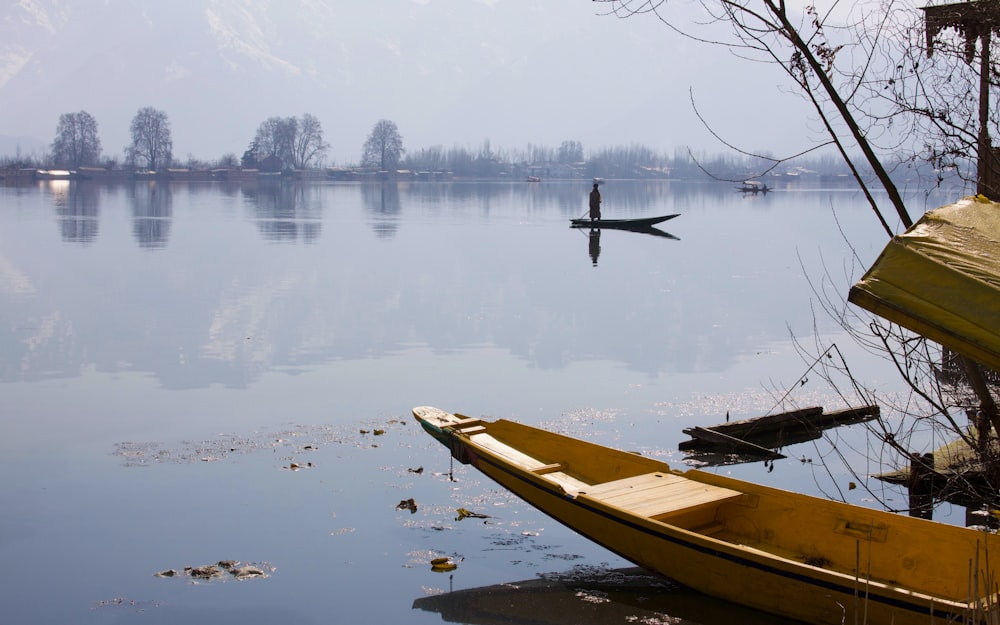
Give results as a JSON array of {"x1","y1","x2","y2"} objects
[
  {"x1": 575, "y1": 472, "x2": 742, "y2": 518},
  {"x1": 468, "y1": 434, "x2": 588, "y2": 492},
  {"x1": 541, "y1": 472, "x2": 589, "y2": 493},
  {"x1": 469, "y1": 433, "x2": 546, "y2": 467}
]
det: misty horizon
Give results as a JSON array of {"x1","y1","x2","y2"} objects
[{"x1": 1, "y1": 1, "x2": 822, "y2": 167}]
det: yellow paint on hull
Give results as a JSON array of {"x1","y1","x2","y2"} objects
[{"x1": 414, "y1": 406, "x2": 1000, "y2": 625}]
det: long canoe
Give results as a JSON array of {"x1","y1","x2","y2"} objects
[
  {"x1": 413, "y1": 406, "x2": 1000, "y2": 625},
  {"x1": 570, "y1": 214, "x2": 679, "y2": 230}
]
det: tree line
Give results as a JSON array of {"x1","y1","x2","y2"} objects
[
  {"x1": 23, "y1": 107, "x2": 635, "y2": 175},
  {"x1": 33, "y1": 106, "x2": 404, "y2": 172},
  {"x1": 5, "y1": 105, "x2": 946, "y2": 183}
]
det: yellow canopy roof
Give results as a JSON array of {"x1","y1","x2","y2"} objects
[{"x1": 848, "y1": 195, "x2": 1000, "y2": 372}]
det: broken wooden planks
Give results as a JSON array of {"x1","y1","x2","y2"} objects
[{"x1": 679, "y1": 405, "x2": 879, "y2": 454}]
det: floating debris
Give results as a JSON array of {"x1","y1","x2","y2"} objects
[
  {"x1": 92, "y1": 597, "x2": 162, "y2": 611},
  {"x1": 231, "y1": 565, "x2": 266, "y2": 580},
  {"x1": 408, "y1": 466, "x2": 424, "y2": 474},
  {"x1": 576, "y1": 589, "x2": 611, "y2": 604},
  {"x1": 396, "y1": 498, "x2": 418, "y2": 513},
  {"x1": 455, "y1": 507, "x2": 490, "y2": 520},
  {"x1": 113, "y1": 423, "x2": 351, "y2": 468},
  {"x1": 186, "y1": 565, "x2": 225, "y2": 579},
  {"x1": 156, "y1": 560, "x2": 273, "y2": 582}
]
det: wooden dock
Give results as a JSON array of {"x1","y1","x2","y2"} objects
[{"x1": 679, "y1": 405, "x2": 880, "y2": 456}]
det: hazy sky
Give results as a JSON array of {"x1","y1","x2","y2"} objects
[{"x1": 0, "y1": 1, "x2": 822, "y2": 165}]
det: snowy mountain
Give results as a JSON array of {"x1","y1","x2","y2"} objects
[{"x1": 0, "y1": 0, "x2": 808, "y2": 164}]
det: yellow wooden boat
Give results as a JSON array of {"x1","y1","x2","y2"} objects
[{"x1": 413, "y1": 406, "x2": 1000, "y2": 625}]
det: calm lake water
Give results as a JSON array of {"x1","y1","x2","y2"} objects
[{"x1": 0, "y1": 178, "x2": 963, "y2": 625}]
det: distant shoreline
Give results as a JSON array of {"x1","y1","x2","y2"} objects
[{"x1": 1, "y1": 165, "x2": 949, "y2": 189}]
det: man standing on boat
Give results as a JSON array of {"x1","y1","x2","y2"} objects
[{"x1": 589, "y1": 182, "x2": 602, "y2": 221}]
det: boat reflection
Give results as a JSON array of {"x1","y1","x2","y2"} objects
[
  {"x1": 413, "y1": 566, "x2": 799, "y2": 625},
  {"x1": 570, "y1": 221, "x2": 680, "y2": 238},
  {"x1": 577, "y1": 225, "x2": 678, "y2": 266}
]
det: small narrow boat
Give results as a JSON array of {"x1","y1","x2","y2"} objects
[
  {"x1": 737, "y1": 181, "x2": 770, "y2": 193},
  {"x1": 570, "y1": 214, "x2": 679, "y2": 230},
  {"x1": 414, "y1": 406, "x2": 1000, "y2": 625}
]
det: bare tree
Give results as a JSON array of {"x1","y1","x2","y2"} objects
[
  {"x1": 249, "y1": 114, "x2": 328, "y2": 170},
  {"x1": 290, "y1": 113, "x2": 329, "y2": 169},
  {"x1": 592, "y1": 0, "x2": 1000, "y2": 511},
  {"x1": 592, "y1": 0, "x2": 912, "y2": 235},
  {"x1": 217, "y1": 153, "x2": 239, "y2": 169},
  {"x1": 362, "y1": 119, "x2": 404, "y2": 170},
  {"x1": 404, "y1": 145, "x2": 447, "y2": 171},
  {"x1": 51, "y1": 111, "x2": 102, "y2": 168},
  {"x1": 557, "y1": 140, "x2": 584, "y2": 164},
  {"x1": 251, "y1": 116, "x2": 296, "y2": 171},
  {"x1": 856, "y1": 3, "x2": 1000, "y2": 195},
  {"x1": 126, "y1": 107, "x2": 172, "y2": 171}
]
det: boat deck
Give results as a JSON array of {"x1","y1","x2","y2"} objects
[
  {"x1": 575, "y1": 473, "x2": 742, "y2": 519},
  {"x1": 468, "y1": 431, "x2": 742, "y2": 523}
]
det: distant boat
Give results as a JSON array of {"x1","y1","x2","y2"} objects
[
  {"x1": 35, "y1": 169, "x2": 75, "y2": 180},
  {"x1": 414, "y1": 405, "x2": 1000, "y2": 625},
  {"x1": 526, "y1": 175, "x2": 541, "y2": 182},
  {"x1": 737, "y1": 181, "x2": 770, "y2": 194}
]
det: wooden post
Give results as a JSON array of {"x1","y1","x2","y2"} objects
[
  {"x1": 907, "y1": 452, "x2": 935, "y2": 519},
  {"x1": 922, "y1": 1, "x2": 1000, "y2": 197}
]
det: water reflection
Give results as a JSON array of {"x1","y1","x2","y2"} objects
[
  {"x1": 361, "y1": 181, "x2": 402, "y2": 238},
  {"x1": 242, "y1": 179, "x2": 322, "y2": 243},
  {"x1": 128, "y1": 181, "x2": 173, "y2": 248},
  {"x1": 0, "y1": 178, "x2": 973, "y2": 625},
  {"x1": 576, "y1": 225, "x2": 679, "y2": 266},
  {"x1": 0, "y1": 179, "x2": 935, "y2": 389},
  {"x1": 400, "y1": 180, "x2": 659, "y2": 217},
  {"x1": 51, "y1": 180, "x2": 100, "y2": 244},
  {"x1": 26, "y1": 179, "x2": 700, "y2": 250},
  {"x1": 413, "y1": 566, "x2": 800, "y2": 625}
]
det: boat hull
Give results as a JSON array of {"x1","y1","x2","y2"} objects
[
  {"x1": 414, "y1": 406, "x2": 999, "y2": 625},
  {"x1": 570, "y1": 214, "x2": 678, "y2": 229}
]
